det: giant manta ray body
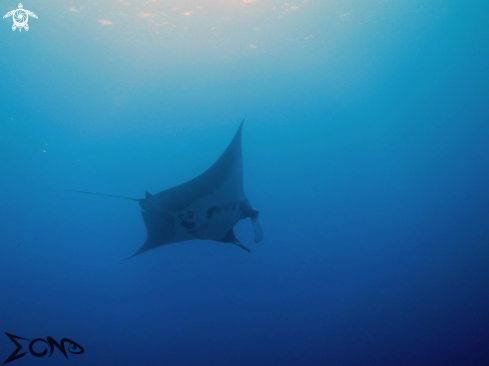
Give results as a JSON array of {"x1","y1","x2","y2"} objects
[{"x1": 68, "y1": 120, "x2": 263, "y2": 258}]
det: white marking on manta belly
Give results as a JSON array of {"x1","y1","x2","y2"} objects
[
  {"x1": 198, "y1": 209, "x2": 243, "y2": 240},
  {"x1": 173, "y1": 202, "x2": 245, "y2": 242}
]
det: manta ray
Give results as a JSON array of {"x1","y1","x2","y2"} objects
[{"x1": 67, "y1": 120, "x2": 262, "y2": 258}]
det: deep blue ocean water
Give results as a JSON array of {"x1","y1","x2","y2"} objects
[{"x1": 1, "y1": 0, "x2": 489, "y2": 365}]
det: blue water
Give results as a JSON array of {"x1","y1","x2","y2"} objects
[{"x1": 1, "y1": 0, "x2": 489, "y2": 365}]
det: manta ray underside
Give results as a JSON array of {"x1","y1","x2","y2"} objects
[{"x1": 67, "y1": 120, "x2": 262, "y2": 259}]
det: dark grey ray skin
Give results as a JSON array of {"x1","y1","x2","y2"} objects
[{"x1": 66, "y1": 120, "x2": 262, "y2": 259}]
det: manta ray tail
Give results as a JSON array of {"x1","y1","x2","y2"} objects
[{"x1": 64, "y1": 190, "x2": 142, "y2": 202}]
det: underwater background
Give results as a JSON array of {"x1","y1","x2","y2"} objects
[{"x1": 1, "y1": 0, "x2": 489, "y2": 365}]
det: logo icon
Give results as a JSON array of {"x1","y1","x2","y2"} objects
[
  {"x1": 3, "y1": 3, "x2": 37, "y2": 32},
  {"x1": 3, "y1": 333, "x2": 84, "y2": 364}
]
